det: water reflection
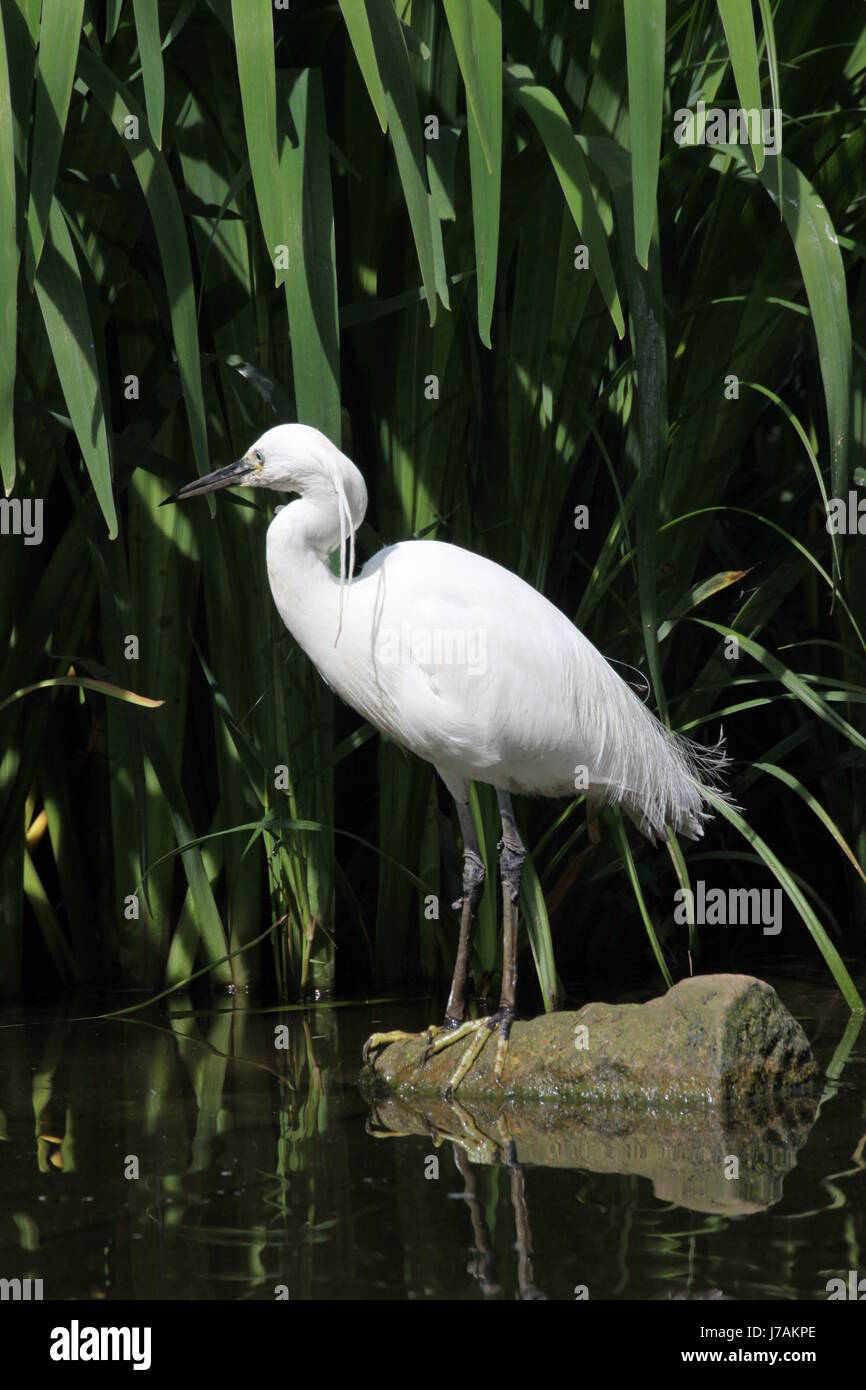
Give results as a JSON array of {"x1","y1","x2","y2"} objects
[
  {"x1": 369, "y1": 1095, "x2": 546, "y2": 1297},
  {"x1": 0, "y1": 983, "x2": 861, "y2": 1300},
  {"x1": 364, "y1": 1082, "x2": 819, "y2": 1296},
  {"x1": 367, "y1": 1086, "x2": 819, "y2": 1216}
]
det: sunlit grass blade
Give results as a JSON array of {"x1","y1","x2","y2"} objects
[
  {"x1": 754, "y1": 761, "x2": 866, "y2": 891},
  {"x1": 623, "y1": 0, "x2": 665, "y2": 268},
  {"x1": 192, "y1": 639, "x2": 268, "y2": 799},
  {"x1": 658, "y1": 569, "x2": 750, "y2": 642},
  {"x1": 709, "y1": 795, "x2": 864, "y2": 1012},
  {"x1": 666, "y1": 831, "x2": 697, "y2": 967},
  {"x1": 105, "y1": 0, "x2": 122, "y2": 43},
  {"x1": 441, "y1": 0, "x2": 496, "y2": 172},
  {"x1": 24, "y1": 0, "x2": 83, "y2": 285},
  {"x1": 230, "y1": 0, "x2": 284, "y2": 285},
  {"x1": 139, "y1": 718, "x2": 235, "y2": 989},
  {"x1": 277, "y1": 68, "x2": 341, "y2": 441},
  {"x1": 416, "y1": 778, "x2": 442, "y2": 982},
  {"x1": 162, "y1": 0, "x2": 198, "y2": 50},
  {"x1": 695, "y1": 618, "x2": 866, "y2": 754},
  {"x1": 34, "y1": 198, "x2": 117, "y2": 536},
  {"x1": 466, "y1": 781, "x2": 500, "y2": 977},
  {"x1": 195, "y1": 162, "x2": 251, "y2": 319},
  {"x1": 132, "y1": 0, "x2": 165, "y2": 148},
  {"x1": 757, "y1": 158, "x2": 851, "y2": 502},
  {"x1": 94, "y1": 920, "x2": 284, "y2": 1020},
  {"x1": 717, "y1": 0, "x2": 765, "y2": 171},
  {"x1": 40, "y1": 725, "x2": 95, "y2": 976},
  {"x1": 0, "y1": 676, "x2": 164, "y2": 714},
  {"x1": 463, "y1": 0, "x2": 501, "y2": 346},
  {"x1": 360, "y1": 0, "x2": 437, "y2": 325},
  {"x1": 166, "y1": 807, "x2": 224, "y2": 988},
  {"x1": 338, "y1": 0, "x2": 387, "y2": 133},
  {"x1": 128, "y1": 440, "x2": 200, "y2": 974},
  {"x1": 23, "y1": 847, "x2": 80, "y2": 983},
  {"x1": 740, "y1": 380, "x2": 840, "y2": 584},
  {"x1": 78, "y1": 50, "x2": 210, "y2": 485},
  {"x1": 506, "y1": 68, "x2": 624, "y2": 338},
  {"x1": 755, "y1": 0, "x2": 782, "y2": 208},
  {"x1": 715, "y1": 145, "x2": 851, "y2": 498},
  {"x1": 140, "y1": 817, "x2": 430, "y2": 902},
  {"x1": 608, "y1": 807, "x2": 673, "y2": 989},
  {"x1": 0, "y1": 2, "x2": 18, "y2": 494},
  {"x1": 520, "y1": 853, "x2": 561, "y2": 1013},
  {"x1": 619, "y1": 502, "x2": 866, "y2": 660},
  {"x1": 0, "y1": 503, "x2": 92, "y2": 874},
  {"x1": 1, "y1": 3, "x2": 38, "y2": 217}
]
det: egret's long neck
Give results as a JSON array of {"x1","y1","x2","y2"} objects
[{"x1": 265, "y1": 498, "x2": 350, "y2": 659}]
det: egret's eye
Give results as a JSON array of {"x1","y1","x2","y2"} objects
[{"x1": 254, "y1": 450, "x2": 264, "y2": 466}]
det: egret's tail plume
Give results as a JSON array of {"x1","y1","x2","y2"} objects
[
  {"x1": 586, "y1": 656, "x2": 735, "y2": 842},
  {"x1": 616, "y1": 728, "x2": 733, "y2": 842}
]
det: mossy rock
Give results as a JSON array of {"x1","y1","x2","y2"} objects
[{"x1": 360, "y1": 973, "x2": 818, "y2": 1109}]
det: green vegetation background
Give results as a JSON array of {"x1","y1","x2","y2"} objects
[{"x1": 1, "y1": 0, "x2": 864, "y2": 1013}]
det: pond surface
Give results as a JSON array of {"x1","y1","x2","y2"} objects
[{"x1": 0, "y1": 971, "x2": 863, "y2": 1300}]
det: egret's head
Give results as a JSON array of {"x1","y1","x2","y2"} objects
[
  {"x1": 163, "y1": 425, "x2": 367, "y2": 637},
  {"x1": 162, "y1": 423, "x2": 367, "y2": 529}
]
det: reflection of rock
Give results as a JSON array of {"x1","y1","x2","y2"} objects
[
  {"x1": 367, "y1": 1079, "x2": 818, "y2": 1215},
  {"x1": 361, "y1": 974, "x2": 818, "y2": 1108}
]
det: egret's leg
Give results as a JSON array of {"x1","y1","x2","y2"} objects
[
  {"x1": 492, "y1": 789, "x2": 525, "y2": 1082},
  {"x1": 443, "y1": 799, "x2": 485, "y2": 1026},
  {"x1": 363, "y1": 794, "x2": 484, "y2": 1064},
  {"x1": 431, "y1": 789, "x2": 526, "y2": 1095},
  {"x1": 418, "y1": 803, "x2": 485, "y2": 1057}
]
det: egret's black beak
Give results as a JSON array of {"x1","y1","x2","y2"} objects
[{"x1": 160, "y1": 458, "x2": 255, "y2": 506}]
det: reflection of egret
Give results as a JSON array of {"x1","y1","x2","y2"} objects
[
  {"x1": 367, "y1": 1097, "x2": 544, "y2": 1299},
  {"x1": 166, "y1": 424, "x2": 728, "y2": 1090}
]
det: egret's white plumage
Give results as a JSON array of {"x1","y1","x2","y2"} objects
[
  {"x1": 245, "y1": 424, "x2": 726, "y2": 840},
  {"x1": 168, "y1": 422, "x2": 729, "y2": 1088}
]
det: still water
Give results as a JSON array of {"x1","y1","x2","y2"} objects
[{"x1": 1, "y1": 970, "x2": 863, "y2": 1300}]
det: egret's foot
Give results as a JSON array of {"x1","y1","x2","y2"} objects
[
  {"x1": 420, "y1": 1015, "x2": 463, "y2": 1060},
  {"x1": 426, "y1": 1007, "x2": 515, "y2": 1095},
  {"x1": 362, "y1": 1029, "x2": 420, "y2": 1064},
  {"x1": 363, "y1": 1017, "x2": 466, "y2": 1066}
]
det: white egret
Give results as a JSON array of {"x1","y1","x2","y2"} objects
[{"x1": 164, "y1": 423, "x2": 728, "y2": 1092}]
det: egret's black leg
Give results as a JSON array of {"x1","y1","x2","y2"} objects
[
  {"x1": 429, "y1": 788, "x2": 526, "y2": 1092},
  {"x1": 497, "y1": 787, "x2": 525, "y2": 1013},
  {"x1": 363, "y1": 794, "x2": 484, "y2": 1064},
  {"x1": 492, "y1": 788, "x2": 525, "y2": 1079},
  {"x1": 444, "y1": 798, "x2": 485, "y2": 1025}
]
